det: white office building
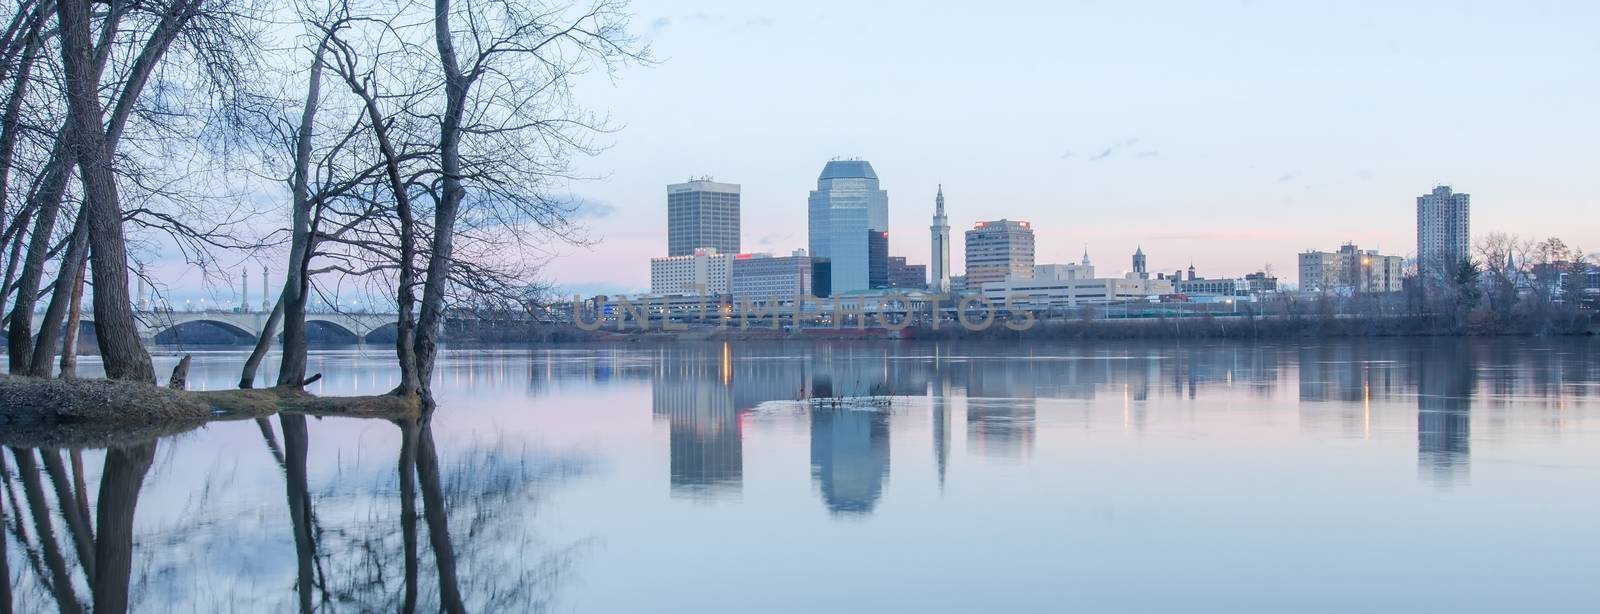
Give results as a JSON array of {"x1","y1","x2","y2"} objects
[
  {"x1": 982, "y1": 262, "x2": 1172, "y2": 308},
  {"x1": 651, "y1": 248, "x2": 732, "y2": 296}
]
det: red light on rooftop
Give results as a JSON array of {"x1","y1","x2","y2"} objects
[
  {"x1": 735, "y1": 253, "x2": 753, "y2": 259},
  {"x1": 881, "y1": 232, "x2": 889, "y2": 238}
]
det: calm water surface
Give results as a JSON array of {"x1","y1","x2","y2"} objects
[{"x1": 4, "y1": 339, "x2": 1599, "y2": 612}]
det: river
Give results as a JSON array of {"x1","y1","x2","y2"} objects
[{"x1": 3, "y1": 338, "x2": 1598, "y2": 612}]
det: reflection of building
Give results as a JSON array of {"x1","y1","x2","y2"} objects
[
  {"x1": 810, "y1": 408, "x2": 891, "y2": 515},
  {"x1": 668, "y1": 179, "x2": 740, "y2": 256},
  {"x1": 1416, "y1": 345, "x2": 1472, "y2": 486},
  {"x1": 808, "y1": 160, "x2": 889, "y2": 294},
  {"x1": 964, "y1": 363, "x2": 1038, "y2": 459},
  {"x1": 652, "y1": 355, "x2": 742, "y2": 499},
  {"x1": 651, "y1": 248, "x2": 732, "y2": 295},
  {"x1": 964, "y1": 219, "x2": 1035, "y2": 287},
  {"x1": 932, "y1": 379, "x2": 951, "y2": 490}
]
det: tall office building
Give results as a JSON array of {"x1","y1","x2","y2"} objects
[
  {"x1": 808, "y1": 160, "x2": 889, "y2": 294},
  {"x1": 1416, "y1": 185, "x2": 1470, "y2": 284},
  {"x1": 964, "y1": 219, "x2": 1035, "y2": 287},
  {"x1": 668, "y1": 179, "x2": 741, "y2": 257},
  {"x1": 929, "y1": 186, "x2": 951, "y2": 292}
]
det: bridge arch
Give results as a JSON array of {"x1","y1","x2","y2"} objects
[
  {"x1": 304, "y1": 318, "x2": 361, "y2": 344},
  {"x1": 151, "y1": 319, "x2": 258, "y2": 345},
  {"x1": 362, "y1": 321, "x2": 398, "y2": 344}
]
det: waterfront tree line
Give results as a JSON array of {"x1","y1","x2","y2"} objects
[{"x1": 0, "y1": 0, "x2": 648, "y2": 395}]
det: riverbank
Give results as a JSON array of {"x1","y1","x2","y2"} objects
[{"x1": 0, "y1": 373, "x2": 420, "y2": 448}]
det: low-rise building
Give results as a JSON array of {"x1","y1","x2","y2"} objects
[
  {"x1": 1299, "y1": 244, "x2": 1405, "y2": 294},
  {"x1": 731, "y1": 250, "x2": 813, "y2": 301},
  {"x1": 981, "y1": 271, "x2": 1173, "y2": 308},
  {"x1": 651, "y1": 247, "x2": 732, "y2": 296},
  {"x1": 887, "y1": 256, "x2": 927, "y2": 289}
]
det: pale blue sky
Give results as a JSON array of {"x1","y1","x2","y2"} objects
[
  {"x1": 554, "y1": 0, "x2": 1599, "y2": 292},
  {"x1": 152, "y1": 0, "x2": 1600, "y2": 304}
]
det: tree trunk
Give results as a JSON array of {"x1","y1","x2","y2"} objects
[
  {"x1": 90, "y1": 441, "x2": 156, "y2": 614},
  {"x1": 29, "y1": 216, "x2": 87, "y2": 377},
  {"x1": 0, "y1": 6, "x2": 44, "y2": 270},
  {"x1": 4, "y1": 145, "x2": 73, "y2": 376},
  {"x1": 239, "y1": 294, "x2": 284, "y2": 388},
  {"x1": 57, "y1": 254, "x2": 87, "y2": 378},
  {"x1": 276, "y1": 37, "x2": 330, "y2": 389},
  {"x1": 55, "y1": 0, "x2": 153, "y2": 382},
  {"x1": 0, "y1": 209, "x2": 31, "y2": 324},
  {"x1": 416, "y1": 0, "x2": 470, "y2": 395},
  {"x1": 340, "y1": 63, "x2": 421, "y2": 396}
]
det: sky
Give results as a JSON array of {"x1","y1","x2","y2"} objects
[
  {"x1": 545, "y1": 0, "x2": 1599, "y2": 294},
  {"x1": 153, "y1": 0, "x2": 1600, "y2": 303}
]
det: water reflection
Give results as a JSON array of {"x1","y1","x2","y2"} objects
[
  {"x1": 1415, "y1": 344, "x2": 1474, "y2": 487},
  {"x1": 0, "y1": 405, "x2": 579, "y2": 613},
  {"x1": 3, "y1": 340, "x2": 1598, "y2": 612}
]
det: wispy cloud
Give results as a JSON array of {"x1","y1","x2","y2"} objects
[
  {"x1": 566, "y1": 195, "x2": 617, "y2": 219},
  {"x1": 1277, "y1": 171, "x2": 1299, "y2": 183},
  {"x1": 1064, "y1": 137, "x2": 1151, "y2": 162},
  {"x1": 757, "y1": 232, "x2": 793, "y2": 248}
]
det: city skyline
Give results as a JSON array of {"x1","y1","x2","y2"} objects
[{"x1": 540, "y1": 0, "x2": 1597, "y2": 296}]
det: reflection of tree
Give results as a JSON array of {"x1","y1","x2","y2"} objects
[
  {"x1": 3, "y1": 442, "x2": 155, "y2": 614},
  {"x1": 3, "y1": 406, "x2": 586, "y2": 613},
  {"x1": 255, "y1": 407, "x2": 586, "y2": 613}
]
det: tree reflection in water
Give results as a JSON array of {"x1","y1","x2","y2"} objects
[{"x1": 1, "y1": 405, "x2": 587, "y2": 613}]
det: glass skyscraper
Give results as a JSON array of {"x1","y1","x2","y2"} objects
[{"x1": 808, "y1": 160, "x2": 889, "y2": 294}]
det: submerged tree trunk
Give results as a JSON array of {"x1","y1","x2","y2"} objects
[{"x1": 239, "y1": 294, "x2": 284, "y2": 388}]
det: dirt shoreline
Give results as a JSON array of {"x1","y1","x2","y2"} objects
[{"x1": 0, "y1": 374, "x2": 420, "y2": 448}]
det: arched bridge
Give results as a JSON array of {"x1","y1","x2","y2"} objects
[{"x1": 30, "y1": 310, "x2": 398, "y2": 344}]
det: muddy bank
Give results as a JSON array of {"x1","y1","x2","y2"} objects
[{"x1": 0, "y1": 375, "x2": 421, "y2": 448}]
